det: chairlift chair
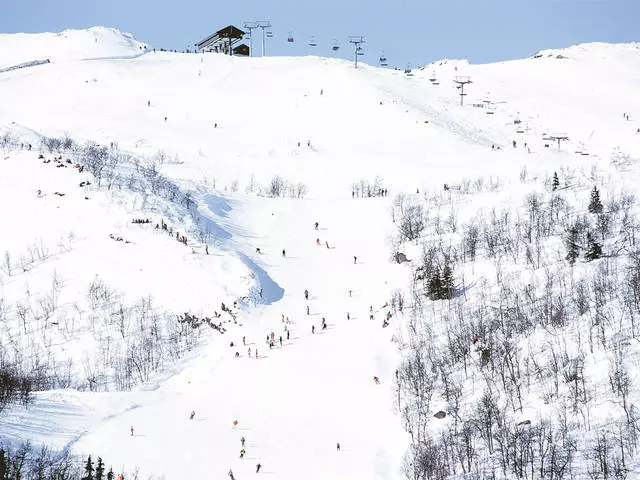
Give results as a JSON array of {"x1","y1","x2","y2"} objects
[
  {"x1": 309, "y1": 36, "x2": 318, "y2": 47},
  {"x1": 287, "y1": 32, "x2": 294, "y2": 43},
  {"x1": 332, "y1": 39, "x2": 340, "y2": 52},
  {"x1": 266, "y1": 31, "x2": 274, "y2": 39}
]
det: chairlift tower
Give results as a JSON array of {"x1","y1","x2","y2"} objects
[
  {"x1": 349, "y1": 36, "x2": 365, "y2": 69},
  {"x1": 243, "y1": 21, "x2": 258, "y2": 57},
  {"x1": 453, "y1": 76, "x2": 472, "y2": 106},
  {"x1": 256, "y1": 21, "x2": 272, "y2": 57},
  {"x1": 549, "y1": 134, "x2": 569, "y2": 150}
]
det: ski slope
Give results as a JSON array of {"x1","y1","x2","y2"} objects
[{"x1": 1, "y1": 27, "x2": 640, "y2": 479}]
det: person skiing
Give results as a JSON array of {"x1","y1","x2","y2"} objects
[
  {"x1": 233, "y1": 419, "x2": 239, "y2": 429},
  {"x1": 337, "y1": 442, "x2": 341, "y2": 451},
  {"x1": 243, "y1": 335, "x2": 246, "y2": 346},
  {"x1": 282, "y1": 249, "x2": 286, "y2": 257},
  {"x1": 229, "y1": 469, "x2": 235, "y2": 480},
  {"x1": 287, "y1": 330, "x2": 290, "y2": 340},
  {"x1": 190, "y1": 410, "x2": 195, "y2": 420},
  {"x1": 315, "y1": 222, "x2": 319, "y2": 230},
  {"x1": 130, "y1": 426, "x2": 134, "y2": 436},
  {"x1": 373, "y1": 376, "x2": 380, "y2": 384},
  {"x1": 316, "y1": 238, "x2": 320, "y2": 246},
  {"x1": 279, "y1": 336, "x2": 283, "y2": 346},
  {"x1": 325, "y1": 241, "x2": 330, "y2": 249},
  {"x1": 312, "y1": 325, "x2": 315, "y2": 334},
  {"x1": 241, "y1": 437, "x2": 246, "y2": 447},
  {"x1": 240, "y1": 448, "x2": 246, "y2": 459},
  {"x1": 255, "y1": 349, "x2": 258, "y2": 359},
  {"x1": 256, "y1": 463, "x2": 262, "y2": 473},
  {"x1": 248, "y1": 348, "x2": 251, "y2": 358},
  {"x1": 347, "y1": 312, "x2": 350, "y2": 320},
  {"x1": 304, "y1": 289, "x2": 309, "y2": 300},
  {"x1": 307, "y1": 305, "x2": 310, "y2": 315}
]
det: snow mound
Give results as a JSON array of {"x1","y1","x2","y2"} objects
[
  {"x1": 0, "y1": 26, "x2": 149, "y2": 70},
  {"x1": 532, "y1": 41, "x2": 640, "y2": 60}
]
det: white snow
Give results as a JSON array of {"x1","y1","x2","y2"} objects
[{"x1": 0, "y1": 27, "x2": 640, "y2": 479}]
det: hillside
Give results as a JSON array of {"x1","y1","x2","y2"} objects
[{"x1": 1, "y1": 28, "x2": 640, "y2": 480}]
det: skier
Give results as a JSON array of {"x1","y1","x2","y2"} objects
[
  {"x1": 282, "y1": 249, "x2": 286, "y2": 257},
  {"x1": 241, "y1": 437, "x2": 246, "y2": 447},
  {"x1": 233, "y1": 419, "x2": 239, "y2": 429},
  {"x1": 312, "y1": 325, "x2": 315, "y2": 334},
  {"x1": 315, "y1": 222, "x2": 319, "y2": 230},
  {"x1": 130, "y1": 426, "x2": 134, "y2": 436},
  {"x1": 304, "y1": 289, "x2": 309, "y2": 300},
  {"x1": 325, "y1": 241, "x2": 330, "y2": 249},
  {"x1": 256, "y1": 349, "x2": 258, "y2": 359},
  {"x1": 205, "y1": 245, "x2": 209, "y2": 255},
  {"x1": 240, "y1": 449, "x2": 246, "y2": 459},
  {"x1": 256, "y1": 463, "x2": 262, "y2": 473},
  {"x1": 354, "y1": 256, "x2": 357, "y2": 264},
  {"x1": 190, "y1": 410, "x2": 195, "y2": 420},
  {"x1": 287, "y1": 330, "x2": 290, "y2": 340},
  {"x1": 243, "y1": 336, "x2": 246, "y2": 346},
  {"x1": 279, "y1": 336, "x2": 283, "y2": 346},
  {"x1": 373, "y1": 376, "x2": 380, "y2": 384},
  {"x1": 307, "y1": 305, "x2": 310, "y2": 315},
  {"x1": 229, "y1": 470, "x2": 235, "y2": 480},
  {"x1": 256, "y1": 247, "x2": 261, "y2": 254},
  {"x1": 337, "y1": 442, "x2": 341, "y2": 451},
  {"x1": 316, "y1": 238, "x2": 320, "y2": 246},
  {"x1": 147, "y1": 100, "x2": 151, "y2": 107},
  {"x1": 248, "y1": 348, "x2": 252, "y2": 358},
  {"x1": 347, "y1": 312, "x2": 350, "y2": 320}
]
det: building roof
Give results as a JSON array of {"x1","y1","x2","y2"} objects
[{"x1": 195, "y1": 25, "x2": 246, "y2": 49}]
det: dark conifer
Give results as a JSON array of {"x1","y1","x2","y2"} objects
[{"x1": 588, "y1": 186, "x2": 603, "y2": 214}]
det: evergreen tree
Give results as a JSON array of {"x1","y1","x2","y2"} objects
[
  {"x1": 82, "y1": 455, "x2": 94, "y2": 480},
  {"x1": 427, "y1": 268, "x2": 442, "y2": 300},
  {"x1": 565, "y1": 226, "x2": 580, "y2": 265},
  {"x1": 552, "y1": 172, "x2": 560, "y2": 191},
  {"x1": 0, "y1": 448, "x2": 8, "y2": 480},
  {"x1": 441, "y1": 265, "x2": 455, "y2": 299},
  {"x1": 95, "y1": 457, "x2": 105, "y2": 480},
  {"x1": 107, "y1": 467, "x2": 114, "y2": 480},
  {"x1": 588, "y1": 186, "x2": 603, "y2": 214},
  {"x1": 584, "y1": 232, "x2": 602, "y2": 261}
]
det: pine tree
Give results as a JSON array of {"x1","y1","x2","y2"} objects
[
  {"x1": 107, "y1": 467, "x2": 114, "y2": 480},
  {"x1": 565, "y1": 226, "x2": 580, "y2": 265},
  {"x1": 588, "y1": 186, "x2": 603, "y2": 214},
  {"x1": 82, "y1": 455, "x2": 94, "y2": 480},
  {"x1": 95, "y1": 457, "x2": 105, "y2": 480},
  {"x1": 0, "y1": 448, "x2": 8, "y2": 480},
  {"x1": 441, "y1": 265, "x2": 455, "y2": 299},
  {"x1": 427, "y1": 268, "x2": 442, "y2": 300},
  {"x1": 584, "y1": 232, "x2": 602, "y2": 261},
  {"x1": 552, "y1": 172, "x2": 560, "y2": 191}
]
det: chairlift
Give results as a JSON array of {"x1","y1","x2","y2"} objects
[
  {"x1": 266, "y1": 31, "x2": 274, "y2": 39},
  {"x1": 287, "y1": 32, "x2": 294, "y2": 43},
  {"x1": 332, "y1": 39, "x2": 340, "y2": 52},
  {"x1": 309, "y1": 36, "x2": 318, "y2": 47},
  {"x1": 379, "y1": 53, "x2": 388, "y2": 66},
  {"x1": 404, "y1": 64, "x2": 413, "y2": 76}
]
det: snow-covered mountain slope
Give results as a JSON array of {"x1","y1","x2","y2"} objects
[
  {"x1": 0, "y1": 26, "x2": 148, "y2": 70},
  {"x1": 1, "y1": 28, "x2": 640, "y2": 479}
]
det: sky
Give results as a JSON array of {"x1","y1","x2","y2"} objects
[{"x1": 1, "y1": 0, "x2": 638, "y2": 67}]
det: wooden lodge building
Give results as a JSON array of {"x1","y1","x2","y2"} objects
[{"x1": 195, "y1": 25, "x2": 249, "y2": 56}]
